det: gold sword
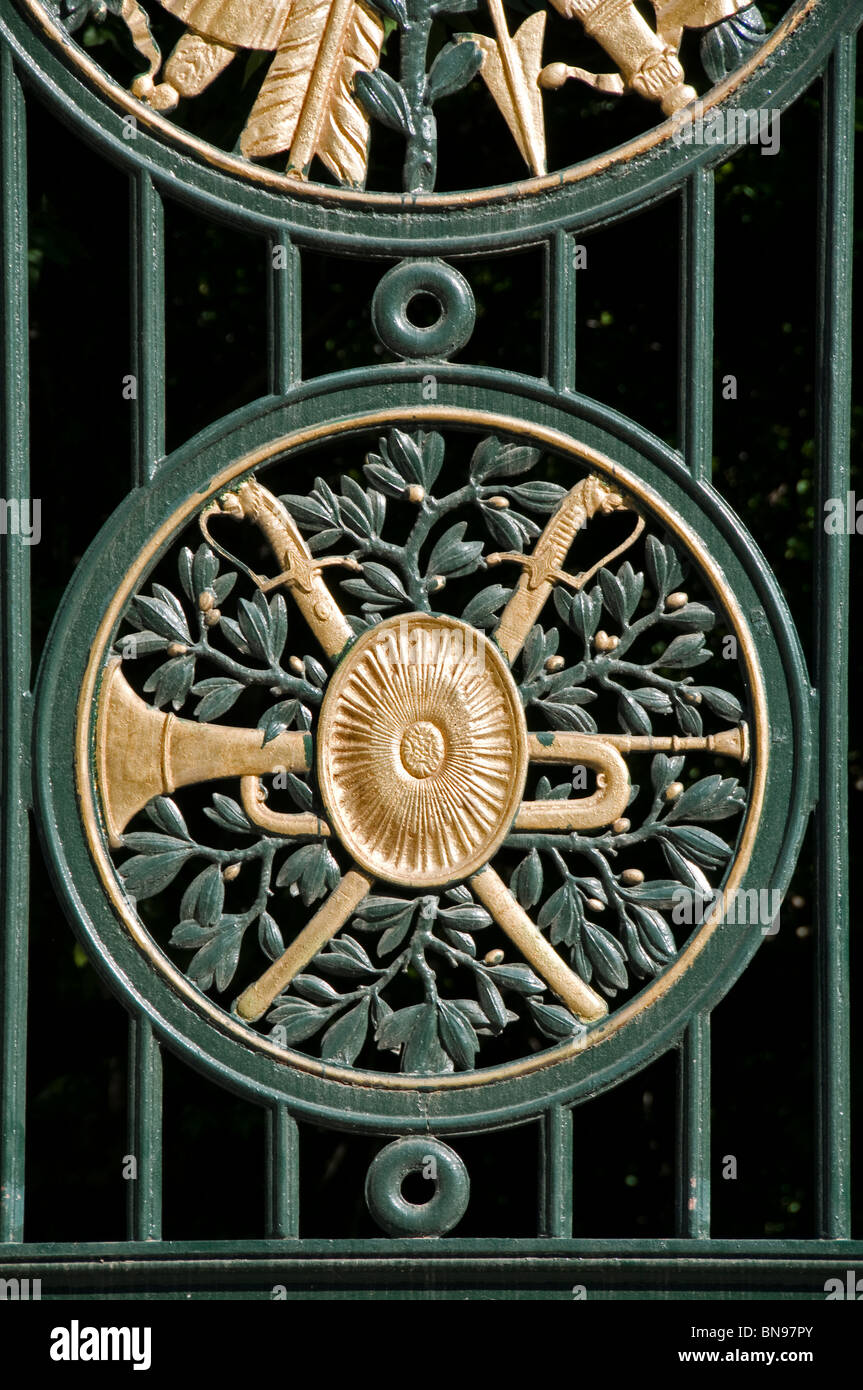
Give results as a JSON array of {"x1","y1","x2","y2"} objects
[
  {"x1": 489, "y1": 475, "x2": 644, "y2": 663},
  {"x1": 234, "y1": 870, "x2": 374, "y2": 1022},
  {"x1": 201, "y1": 479, "x2": 361, "y2": 661}
]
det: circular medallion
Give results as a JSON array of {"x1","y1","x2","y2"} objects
[
  {"x1": 5, "y1": 1, "x2": 845, "y2": 250},
  {"x1": 35, "y1": 391, "x2": 811, "y2": 1130},
  {"x1": 317, "y1": 613, "x2": 528, "y2": 886}
]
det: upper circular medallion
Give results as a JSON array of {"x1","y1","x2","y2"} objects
[{"x1": 9, "y1": 1, "x2": 840, "y2": 248}]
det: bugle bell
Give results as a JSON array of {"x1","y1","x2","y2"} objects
[{"x1": 96, "y1": 657, "x2": 322, "y2": 847}]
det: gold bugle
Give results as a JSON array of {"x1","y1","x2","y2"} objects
[
  {"x1": 516, "y1": 738, "x2": 631, "y2": 831},
  {"x1": 96, "y1": 657, "x2": 311, "y2": 847},
  {"x1": 515, "y1": 723, "x2": 749, "y2": 832},
  {"x1": 239, "y1": 775, "x2": 330, "y2": 838},
  {"x1": 526, "y1": 723, "x2": 750, "y2": 765}
]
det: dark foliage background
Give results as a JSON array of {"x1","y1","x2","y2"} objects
[{"x1": 19, "y1": 1, "x2": 861, "y2": 1244}]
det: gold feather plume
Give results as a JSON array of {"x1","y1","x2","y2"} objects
[{"x1": 240, "y1": 0, "x2": 385, "y2": 188}]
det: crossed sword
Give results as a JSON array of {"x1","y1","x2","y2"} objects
[{"x1": 212, "y1": 477, "x2": 741, "y2": 1031}]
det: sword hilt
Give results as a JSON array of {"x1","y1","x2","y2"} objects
[
  {"x1": 491, "y1": 476, "x2": 640, "y2": 661},
  {"x1": 203, "y1": 480, "x2": 357, "y2": 661}
]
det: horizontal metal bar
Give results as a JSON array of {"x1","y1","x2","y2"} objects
[
  {"x1": 2, "y1": 1242, "x2": 862, "y2": 1299},
  {"x1": 3, "y1": 1237, "x2": 860, "y2": 1258}
]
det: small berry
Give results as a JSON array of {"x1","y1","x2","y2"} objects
[
  {"x1": 666, "y1": 592, "x2": 688, "y2": 610},
  {"x1": 198, "y1": 591, "x2": 214, "y2": 612},
  {"x1": 167, "y1": 642, "x2": 188, "y2": 657},
  {"x1": 666, "y1": 781, "x2": 684, "y2": 800},
  {"x1": 407, "y1": 484, "x2": 425, "y2": 503},
  {"x1": 545, "y1": 655, "x2": 565, "y2": 672},
  {"x1": 223, "y1": 864, "x2": 241, "y2": 881},
  {"x1": 539, "y1": 62, "x2": 569, "y2": 90},
  {"x1": 484, "y1": 949, "x2": 505, "y2": 965},
  {"x1": 203, "y1": 608, "x2": 221, "y2": 628},
  {"x1": 612, "y1": 817, "x2": 630, "y2": 834},
  {"x1": 621, "y1": 868, "x2": 645, "y2": 886}
]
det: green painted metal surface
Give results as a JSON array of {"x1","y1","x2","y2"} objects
[{"x1": 0, "y1": 0, "x2": 858, "y2": 1297}]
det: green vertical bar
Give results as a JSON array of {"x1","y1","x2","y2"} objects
[
  {"x1": 268, "y1": 231, "x2": 301, "y2": 394},
  {"x1": 266, "y1": 1104, "x2": 299, "y2": 1238},
  {"x1": 676, "y1": 1012, "x2": 710, "y2": 1237},
  {"x1": 0, "y1": 48, "x2": 30, "y2": 1246},
  {"x1": 814, "y1": 33, "x2": 854, "y2": 1241},
  {"x1": 538, "y1": 1104, "x2": 572, "y2": 1236},
  {"x1": 127, "y1": 1016, "x2": 163, "y2": 1241},
  {"x1": 130, "y1": 170, "x2": 165, "y2": 485},
  {"x1": 679, "y1": 168, "x2": 715, "y2": 483},
  {"x1": 544, "y1": 229, "x2": 576, "y2": 394}
]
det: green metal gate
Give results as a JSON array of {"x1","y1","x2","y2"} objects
[{"x1": 0, "y1": 0, "x2": 858, "y2": 1298}]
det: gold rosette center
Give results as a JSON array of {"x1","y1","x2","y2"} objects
[
  {"x1": 400, "y1": 721, "x2": 446, "y2": 778},
  {"x1": 317, "y1": 614, "x2": 528, "y2": 887}
]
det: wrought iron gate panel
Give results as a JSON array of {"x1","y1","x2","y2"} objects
[{"x1": 0, "y1": 0, "x2": 859, "y2": 1298}]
